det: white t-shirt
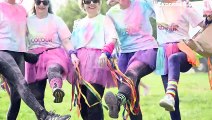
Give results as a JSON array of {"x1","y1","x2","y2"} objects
[
  {"x1": 71, "y1": 14, "x2": 118, "y2": 50},
  {"x1": 0, "y1": 2, "x2": 27, "y2": 52},
  {"x1": 27, "y1": 14, "x2": 71, "y2": 49},
  {"x1": 154, "y1": 2, "x2": 203, "y2": 45}
]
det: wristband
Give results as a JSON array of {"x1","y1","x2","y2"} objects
[
  {"x1": 102, "y1": 42, "x2": 115, "y2": 54},
  {"x1": 68, "y1": 49, "x2": 77, "y2": 56}
]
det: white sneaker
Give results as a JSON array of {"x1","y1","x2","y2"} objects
[{"x1": 159, "y1": 94, "x2": 175, "y2": 111}]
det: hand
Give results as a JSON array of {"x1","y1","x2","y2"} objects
[
  {"x1": 98, "y1": 53, "x2": 108, "y2": 67},
  {"x1": 71, "y1": 54, "x2": 80, "y2": 68},
  {"x1": 207, "y1": 15, "x2": 212, "y2": 21}
]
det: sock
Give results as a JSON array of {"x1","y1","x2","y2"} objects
[
  {"x1": 166, "y1": 80, "x2": 178, "y2": 97},
  {"x1": 117, "y1": 93, "x2": 127, "y2": 106},
  {"x1": 49, "y1": 78, "x2": 62, "y2": 89}
]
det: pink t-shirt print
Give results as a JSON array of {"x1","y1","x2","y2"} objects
[
  {"x1": 157, "y1": 23, "x2": 179, "y2": 32},
  {"x1": 126, "y1": 24, "x2": 141, "y2": 35}
]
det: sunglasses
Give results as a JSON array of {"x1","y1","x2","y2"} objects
[
  {"x1": 83, "y1": 0, "x2": 100, "y2": 4},
  {"x1": 35, "y1": 0, "x2": 49, "y2": 6}
]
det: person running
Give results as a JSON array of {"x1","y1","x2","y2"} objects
[
  {"x1": 25, "y1": 0, "x2": 75, "y2": 106},
  {"x1": 102, "y1": 0, "x2": 158, "y2": 119},
  {"x1": 0, "y1": 0, "x2": 70, "y2": 119},
  {"x1": 153, "y1": 0, "x2": 204, "y2": 120},
  {"x1": 107, "y1": 0, "x2": 151, "y2": 97}
]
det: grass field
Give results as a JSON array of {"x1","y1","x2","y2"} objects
[{"x1": 0, "y1": 73, "x2": 212, "y2": 120}]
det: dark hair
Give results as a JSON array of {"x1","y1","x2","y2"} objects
[{"x1": 32, "y1": 0, "x2": 54, "y2": 15}]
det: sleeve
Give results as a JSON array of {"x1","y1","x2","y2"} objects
[
  {"x1": 104, "y1": 16, "x2": 118, "y2": 44},
  {"x1": 19, "y1": 5, "x2": 27, "y2": 17},
  {"x1": 56, "y1": 16, "x2": 72, "y2": 41},
  {"x1": 141, "y1": 0, "x2": 156, "y2": 19},
  {"x1": 70, "y1": 20, "x2": 80, "y2": 49},
  {"x1": 184, "y1": 7, "x2": 204, "y2": 28}
]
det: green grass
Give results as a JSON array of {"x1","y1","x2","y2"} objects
[{"x1": 0, "y1": 73, "x2": 212, "y2": 120}]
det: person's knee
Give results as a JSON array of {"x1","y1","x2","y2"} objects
[
  {"x1": 125, "y1": 69, "x2": 138, "y2": 80},
  {"x1": 48, "y1": 64, "x2": 62, "y2": 72},
  {"x1": 169, "y1": 54, "x2": 179, "y2": 64},
  {"x1": 47, "y1": 64, "x2": 63, "y2": 80}
]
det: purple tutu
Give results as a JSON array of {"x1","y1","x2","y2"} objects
[
  {"x1": 69, "y1": 48, "x2": 115, "y2": 88},
  {"x1": 128, "y1": 48, "x2": 157, "y2": 70},
  {"x1": 25, "y1": 47, "x2": 73, "y2": 84}
]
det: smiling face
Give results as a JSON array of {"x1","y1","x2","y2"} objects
[
  {"x1": 34, "y1": 0, "x2": 49, "y2": 15},
  {"x1": 82, "y1": 0, "x2": 101, "y2": 18}
]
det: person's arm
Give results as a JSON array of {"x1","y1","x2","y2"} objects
[
  {"x1": 184, "y1": 7, "x2": 205, "y2": 28},
  {"x1": 102, "y1": 16, "x2": 118, "y2": 57},
  {"x1": 145, "y1": 0, "x2": 156, "y2": 19},
  {"x1": 61, "y1": 37, "x2": 79, "y2": 67},
  {"x1": 57, "y1": 17, "x2": 79, "y2": 67},
  {"x1": 98, "y1": 16, "x2": 118, "y2": 67},
  {"x1": 61, "y1": 37, "x2": 74, "y2": 52},
  {"x1": 198, "y1": 21, "x2": 206, "y2": 28}
]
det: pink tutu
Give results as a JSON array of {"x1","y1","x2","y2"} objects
[
  {"x1": 25, "y1": 47, "x2": 73, "y2": 84},
  {"x1": 69, "y1": 48, "x2": 115, "y2": 88}
]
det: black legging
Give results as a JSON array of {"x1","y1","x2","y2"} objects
[
  {"x1": 28, "y1": 79, "x2": 47, "y2": 108},
  {"x1": 47, "y1": 64, "x2": 63, "y2": 83},
  {"x1": 118, "y1": 61, "x2": 154, "y2": 120},
  {"x1": 80, "y1": 84, "x2": 105, "y2": 120},
  {"x1": 0, "y1": 51, "x2": 46, "y2": 120},
  {"x1": 161, "y1": 75, "x2": 181, "y2": 120}
]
